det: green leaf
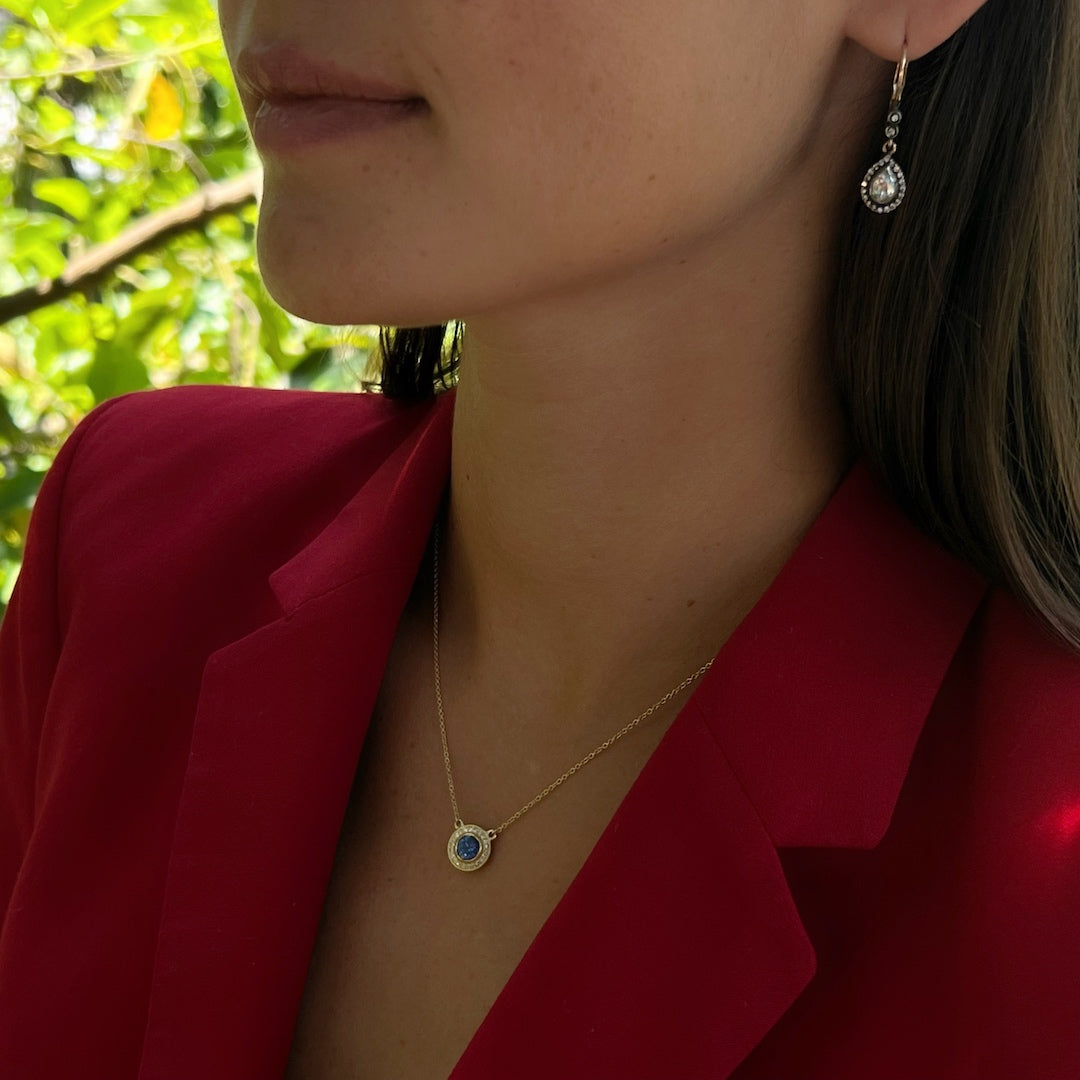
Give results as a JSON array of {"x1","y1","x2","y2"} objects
[
  {"x1": 0, "y1": 0, "x2": 36, "y2": 21},
  {"x1": 34, "y1": 96, "x2": 74, "y2": 137},
  {"x1": 32, "y1": 178, "x2": 93, "y2": 222},
  {"x1": 114, "y1": 301, "x2": 176, "y2": 350},
  {"x1": 0, "y1": 467, "x2": 47, "y2": 517},
  {"x1": 86, "y1": 340, "x2": 152, "y2": 401},
  {"x1": 14, "y1": 215, "x2": 72, "y2": 249},
  {"x1": 88, "y1": 302, "x2": 118, "y2": 340},
  {"x1": 12, "y1": 215, "x2": 74, "y2": 280},
  {"x1": 62, "y1": 0, "x2": 128, "y2": 35},
  {"x1": 87, "y1": 200, "x2": 133, "y2": 243},
  {"x1": 177, "y1": 368, "x2": 230, "y2": 386},
  {"x1": 53, "y1": 136, "x2": 131, "y2": 171}
]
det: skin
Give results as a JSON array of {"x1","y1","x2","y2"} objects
[{"x1": 218, "y1": 0, "x2": 993, "y2": 778}]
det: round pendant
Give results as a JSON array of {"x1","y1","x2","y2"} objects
[
  {"x1": 860, "y1": 154, "x2": 906, "y2": 214},
  {"x1": 447, "y1": 822, "x2": 494, "y2": 871}
]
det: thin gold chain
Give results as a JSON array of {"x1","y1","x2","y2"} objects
[{"x1": 432, "y1": 514, "x2": 714, "y2": 839}]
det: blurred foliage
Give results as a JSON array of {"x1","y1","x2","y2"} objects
[{"x1": 0, "y1": 0, "x2": 381, "y2": 613}]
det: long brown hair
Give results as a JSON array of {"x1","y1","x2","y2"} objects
[{"x1": 363, "y1": 0, "x2": 1080, "y2": 654}]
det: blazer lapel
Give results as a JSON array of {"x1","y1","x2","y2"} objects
[
  {"x1": 137, "y1": 391, "x2": 456, "y2": 1079},
  {"x1": 449, "y1": 698, "x2": 821, "y2": 1079},
  {"x1": 447, "y1": 456, "x2": 990, "y2": 1079},
  {"x1": 137, "y1": 385, "x2": 990, "y2": 1080}
]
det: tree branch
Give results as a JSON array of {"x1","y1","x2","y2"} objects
[
  {"x1": 0, "y1": 170, "x2": 261, "y2": 325},
  {"x1": 0, "y1": 35, "x2": 223, "y2": 81}
]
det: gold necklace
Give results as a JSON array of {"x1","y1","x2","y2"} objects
[{"x1": 432, "y1": 514, "x2": 714, "y2": 872}]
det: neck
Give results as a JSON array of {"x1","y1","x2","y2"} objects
[{"x1": 427, "y1": 146, "x2": 857, "y2": 751}]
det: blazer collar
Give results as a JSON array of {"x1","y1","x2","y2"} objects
[
  {"x1": 268, "y1": 387, "x2": 457, "y2": 613},
  {"x1": 138, "y1": 384, "x2": 990, "y2": 1079},
  {"x1": 268, "y1": 382, "x2": 989, "y2": 849}
]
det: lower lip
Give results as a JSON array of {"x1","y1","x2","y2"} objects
[{"x1": 250, "y1": 96, "x2": 426, "y2": 152}]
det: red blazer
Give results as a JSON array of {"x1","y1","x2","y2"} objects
[{"x1": 1, "y1": 383, "x2": 1079, "y2": 1080}]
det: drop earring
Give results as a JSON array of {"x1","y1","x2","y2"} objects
[{"x1": 860, "y1": 41, "x2": 909, "y2": 214}]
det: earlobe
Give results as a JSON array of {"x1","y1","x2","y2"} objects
[{"x1": 845, "y1": 0, "x2": 993, "y2": 63}]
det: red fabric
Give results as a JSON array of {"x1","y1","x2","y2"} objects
[{"x1": 1, "y1": 382, "x2": 1078, "y2": 1079}]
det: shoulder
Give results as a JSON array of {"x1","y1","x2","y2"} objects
[
  {"x1": 51, "y1": 384, "x2": 439, "y2": 617},
  {"x1": 953, "y1": 585, "x2": 1080, "y2": 810},
  {"x1": 959, "y1": 586, "x2": 1080, "y2": 872},
  {"x1": 967, "y1": 585, "x2": 1080, "y2": 730},
  {"x1": 940, "y1": 589, "x2": 1080, "y2": 1067},
  {"x1": 58, "y1": 383, "x2": 436, "y2": 509},
  {"x1": 64, "y1": 383, "x2": 419, "y2": 475}
]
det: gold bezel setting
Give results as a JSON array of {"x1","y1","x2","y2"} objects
[{"x1": 448, "y1": 822, "x2": 493, "y2": 871}]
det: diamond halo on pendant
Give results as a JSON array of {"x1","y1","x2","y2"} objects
[{"x1": 448, "y1": 822, "x2": 494, "y2": 871}]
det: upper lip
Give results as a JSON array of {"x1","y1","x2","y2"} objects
[{"x1": 235, "y1": 43, "x2": 421, "y2": 105}]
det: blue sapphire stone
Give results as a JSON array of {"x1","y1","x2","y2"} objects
[{"x1": 456, "y1": 834, "x2": 481, "y2": 861}]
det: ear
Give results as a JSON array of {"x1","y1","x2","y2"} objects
[{"x1": 844, "y1": 0, "x2": 994, "y2": 63}]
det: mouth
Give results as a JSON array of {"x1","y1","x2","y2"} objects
[
  {"x1": 235, "y1": 42, "x2": 424, "y2": 110},
  {"x1": 249, "y1": 91, "x2": 426, "y2": 154}
]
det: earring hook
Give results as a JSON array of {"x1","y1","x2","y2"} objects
[
  {"x1": 891, "y1": 40, "x2": 909, "y2": 108},
  {"x1": 860, "y1": 37, "x2": 910, "y2": 213}
]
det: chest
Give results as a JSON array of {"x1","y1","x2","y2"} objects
[{"x1": 281, "y1": 636, "x2": 667, "y2": 1080}]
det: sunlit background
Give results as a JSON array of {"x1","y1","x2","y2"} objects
[{"x1": 0, "y1": 0, "x2": 381, "y2": 611}]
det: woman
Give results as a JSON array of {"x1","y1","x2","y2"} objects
[{"x1": 1, "y1": 0, "x2": 1078, "y2": 1076}]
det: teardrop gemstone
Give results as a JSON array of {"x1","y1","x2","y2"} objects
[
  {"x1": 860, "y1": 155, "x2": 906, "y2": 214},
  {"x1": 869, "y1": 165, "x2": 899, "y2": 204}
]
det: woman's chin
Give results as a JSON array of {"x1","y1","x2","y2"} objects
[
  {"x1": 255, "y1": 257, "x2": 449, "y2": 330},
  {"x1": 253, "y1": 232, "x2": 365, "y2": 325},
  {"x1": 254, "y1": 272, "x2": 343, "y2": 325}
]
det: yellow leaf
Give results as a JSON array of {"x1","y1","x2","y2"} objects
[{"x1": 144, "y1": 73, "x2": 183, "y2": 140}]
